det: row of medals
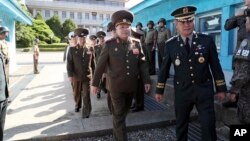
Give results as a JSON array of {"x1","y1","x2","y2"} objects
[{"x1": 175, "y1": 53, "x2": 205, "y2": 66}]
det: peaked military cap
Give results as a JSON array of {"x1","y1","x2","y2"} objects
[
  {"x1": 147, "y1": 20, "x2": 154, "y2": 26},
  {"x1": 107, "y1": 22, "x2": 115, "y2": 32},
  {"x1": 68, "y1": 31, "x2": 76, "y2": 40},
  {"x1": 112, "y1": 10, "x2": 134, "y2": 27},
  {"x1": 74, "y1": 28, "x2": 89, "y2": 37},
  {"x1": 0, "y1": 26, "x2": 9, "y2": 34},
  {"x1": 131, "y1": 29, "x2": 144, "y2": 39},
  {"x1": 89, "y1": 35, "x2": 97, "y2": 40},
  {"x1": 171, "y1": 6, "x2": 197, "y2": 21},
  {"x1": 136, "y1": 22, "x2": 143, "y2": 28},
  {"x1": 96, "y1": 31, "x2": 106, "y2": 38},
  {"x1": 158, "y1": 18, "x2": 167, "y2": 25}
]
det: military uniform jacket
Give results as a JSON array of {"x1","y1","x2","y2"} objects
[
  {"x1": 0, "y1": 52, "x2": 8, "y2": 101},
  {"x1": 145, "y1": 29, "x2": 157, "y2": 44},
  {"x1": 230, "y1": 39, "x2": 250, "y2": 94},
  {"x1": 157, "y1": 27, "x2": 170, "y2": 44},
  {"x1": 156, "y1": 32, "x2": 227, "y2": 102},
  {"x1": 92, "y1": 37, "x2": 150, "y2": 93},
  {"x1": 94, "y1": 44, "x2": 104, "y2": 63},
  {"x1": 67, "y1": 45, "x2": 95, "y2": 82}
]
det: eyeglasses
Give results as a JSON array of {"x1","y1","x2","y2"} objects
[{"x1": 178, "y1": 19, "x2": 194, "y2": 24}]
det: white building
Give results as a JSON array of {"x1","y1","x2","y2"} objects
[{"x1": 26, "y1": 0, "x2": 128, "y2": 35}]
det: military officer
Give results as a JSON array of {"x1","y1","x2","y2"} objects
[
  {"x1": 94, "y1": 31, "x2": 107, "y2": 99},
  {"x1": 63, "y1": 31, "x2": 77, "y2": 62},
  {"x1": 89, "y1": 35, "x2": 97, "y2": 47},
  {"x1": 91, "y1": 10, "x2": 150, "y2": 141},
  {"x1": 228, "y1": 16, "x2": 250, "y2": 124},
  {"x1": 157, "y1": 18, "x2": 171, "y2": 69},
  {"x1": 145, "y1": 20, "x2": 157, "y2": 75},
  {"x1": 0, "y1": 26, "x2": 10, "y2": 82},
  {"x1": 155, "y1": 6, "x2": 227, "y2": 141},
  {"x1": 107, "y1": 22, "x2": 116, "y2": 37},
  {"x1": 33, "y1": 38, "x2": 40, "y2": 74},
  {"x1": 67, "y1": 28, "x2": 95, "y2": 118}
]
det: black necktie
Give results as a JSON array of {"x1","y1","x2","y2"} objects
[{"x1": 185, "y1": 38, "x2": 190, "y2": 54}]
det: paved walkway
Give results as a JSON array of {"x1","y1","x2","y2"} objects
[{"x1": 4, "y1": 52, "x2": 176, "y2": 141}]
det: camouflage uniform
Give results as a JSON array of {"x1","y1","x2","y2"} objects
[{"x1": 230, "y1": 38, "x2": 250, "y2": 123}]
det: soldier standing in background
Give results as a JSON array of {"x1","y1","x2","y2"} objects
[
  {"x1": 67, "y1": 28, "x2": 95, "y2": 118},
  {"x1": 228, "y1": 16, "x2": 250, "y2": 124},
  {"x1": 91, "y1": 10, "x2": 150, "y2": 141},
  {"x1": 0, "y1": 26, "x2": 10, "y2": 82},
  {"x1": 94, "y1": 31, "x2": 107, "y2": 99},
  {"x1": 155, "y1": 6, "x2": 227, "y2": 141},
  {"x1": 145, "y1": 20, "x2": 157, "y2": 75},
  {"x1": 157, "y1": 18, "x2": 171, "y2": 69},
  {"x1": 33, "y1": 38, "x2": 40, "y2": 74}
]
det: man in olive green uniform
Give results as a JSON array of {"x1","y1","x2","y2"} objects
[
  {"x1": 227, "y1": 16, "x2": 250, "y2": 124},
  {"x1": 0, "y1": 34, "x2": 9, "y2": 141},
  {"x1": 0, "y1": 26, "x2": 10, "y2": 82},
  {"x1": 155, "y1": 6, "x2": 227, "y2": 141},
  {"x1": 67, "y1": 28, "x2": 95, "y2": 118},
  {"x1": 91, "y1": 10, "x2": 150, "y2": 141},
  {"x1": 145, "y1": 20, "x2": 157, "y2": 75},
  {"x1": 33, "y1": 38, "x2": 40, "y2": 74},
  {"x1": 157, "y1": 18, "x2": 171, "y2": 69}
]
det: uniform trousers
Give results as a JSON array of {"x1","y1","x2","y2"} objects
[
  {"x1": 0, "y1": 99, "x2": 7, "y2": 141},
  {"x1": 134, "y1": 77, "x2": 144, "y2": 109},
  {"x1": 33, "y1": 56, "x2": 38, "y2": 73},
  {"x1": 73, "y1": 81, "x2": 91, "y2": 118},
  {"x1": 145, "y1": 43, "x2": 155, "y2": 75},
  {"x1": 175, "y1": 87, "x2": 217, "y2": 141},
  {"x1": 157, "y1": 43, "x2": 165, "y2": 69},
  {"x1": 110, "y1": 92, "x2": 133, "y2": 141}
]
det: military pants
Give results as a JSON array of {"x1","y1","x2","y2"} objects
[
  {"x1": 145, "y1": 43, "x2": 156, "y2": 75},
  {"x1": 237, "y1": 85, "x2": 250, "y2": 124},
  {"x1": 0, "y1": 99, "x2": 7, "y2": 141},
  {"x1": 33, "y1": 56, "x2": 39, "y2": 73},
  {"x1": 175, "y1": 93, "x2": 216, "y2": 141},
  {"x1": 110, "y1": 92, "x2": 134, "y2": 141},
  {"x1": 134, "y1": 77, "x2": 144, "y2": 109},
  {"x1": 73, "y1": 81, "x2": 92, "y2": 118},
  {"x1": 157, "y1": 43, "x2": 165, "y2": 69}
]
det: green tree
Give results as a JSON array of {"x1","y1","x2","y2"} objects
[
  {"x1": 46, "y1": 15, "x2": 63, "y2": 40},
  {"x1": 16, "y1": 23, "x2": 36, "y2": 47},
  {"x1": 62, "y1": 19, "x2": 76, "y2": 41},
  {"x1": 35, "y1": 12, "x2": 43, "y2": 20}
]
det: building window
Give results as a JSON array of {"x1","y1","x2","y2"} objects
[
  {"x1": 99, "y1": 14, "x2": 103, "y2": 21},
  {"x1": 45, "y1": 10, "x2": 50, "y2": 18},
  {"x1": 106, "y1": 14, "x2": 110, "y2": 20},
  {"x1": 54, "y1": 11, "x2": 58, "y2": 15},
  {"x1": 70, "y1": 12, "x2": 74, "y2": 19},
  {"x1": 92, "y1": 12, "x2": 97, "y2": 20},
  {"x1": 77, "y1": 12, "x2": 82, "y2": 19},
  {"x1": 92, "y1": 26, "x2": 97, "y2": 33},
  {"x1": 198, "y1": 13, "x2": 221, "y2": 52},
  {"x1": 62, "y1": 11, "x2": 66, "y2": 19},
  {"x1": 85, "y1": 13, "x2": 89, "y2": 20}
]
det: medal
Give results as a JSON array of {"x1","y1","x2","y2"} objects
[
  {"x1": 198, "y1": 56, "x2": 205, "y2": 63},
  {"x1": 175, "y1": 56, "x2": 181, "y2": 66},
  {"x1": 115, "y1": 48, "x2": 118, "y2": 51}
]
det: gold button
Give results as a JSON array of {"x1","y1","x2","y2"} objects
[
  {"x1": 189, "y1": 59, "x2": 192, "y2": 62},
  {"x1": 127, "y1": 72, "x2": 130, "y2": 75},
  {"x1": 176, "y1": 82, "x2": 179, "y2": 85},
  {"x1": 126, "y1": 60, "x2": 129, "y2": 63},
  {"x1": 191, "y1": 73, "x2": 194, "y2": 77},
  {"x1": 192, "y1": 80, "x2": 195, "y2": 83},
  {"x1": 127, "y1": 66, "x2": 130, "y2": 69},
  {"x1": 190, "y1": 66, "x2": 193, "y2": 69}
]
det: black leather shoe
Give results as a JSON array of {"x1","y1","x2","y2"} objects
[
  {"x1": 131, "y1": 107, "x2": 144, "y2": 112},
  {"x1": 222, "y1": 101, "x2": 237, "y2": 108},
  {"x1": 97, "y1": 93, "x2": 101, "y2": 99},
  {"x1": 75, "y1": 107, "x2": 80, "y2": 112}
]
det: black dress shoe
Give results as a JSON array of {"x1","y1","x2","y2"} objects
[
  {"x1": 222, "y1": 101, "x2": 237, "y2": 108},
  {"x1": 131, "y1": 107, "x2": 144, "y2": 112},
  {"x1": 75, "y1": 107, "x2": 80, "y2": 112},
  {"x1": 97, "y1": 93, "x2": 101, "y2": 99}
]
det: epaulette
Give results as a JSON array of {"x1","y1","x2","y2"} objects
[
  {"x1": 105, "y1": 38, "x2": 116, "y2": 44},
  {"x1": 165, "y1": 35, "x2": 177, "y2": 44}
]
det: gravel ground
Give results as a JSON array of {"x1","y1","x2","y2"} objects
[{"x1": 65, "y1": 126, "x2": 176, "y2": 141}]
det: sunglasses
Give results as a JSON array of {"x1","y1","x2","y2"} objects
[{"x1": 178, "y1": 19, "x2": 194, "y2": 24}]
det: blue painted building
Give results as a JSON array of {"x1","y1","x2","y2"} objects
[
  {"x1": 130, "y1": 0, "x2": 244, "y2": 85},
  {"x1": 0, "y1": 0, "x2": 32, "y2": 73}
]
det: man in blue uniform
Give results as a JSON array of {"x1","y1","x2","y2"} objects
[{"x1": 155, "y1": 6, "x2": 227, "y2": 141}]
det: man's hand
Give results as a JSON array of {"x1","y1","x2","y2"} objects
[
  {"x1": 144, "y1": 84, "x2": 150, "y2": 93},
  {"x1": 155, "y1": 93, "x2": 163, "y2": 102},
  {"x1": 216, "y1": 92, "x2": 226, "y2": 102},
  {"x1": 91, "y1": 86, "x2": 100, "y2": 95}
]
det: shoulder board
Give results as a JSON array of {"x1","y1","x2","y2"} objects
[
  {"x1": 105, "y1": 38, "x2": 116, "y2": 44},
  {"x1": 165, "y1": 35, "x2": 177, "y2": 44}
]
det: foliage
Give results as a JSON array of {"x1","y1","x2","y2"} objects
[
  {"x1": 16, "y1": 23, "x2": 36, "y2": 48},
  {"x1": 62, "y1": 19, "x2": 77, "y2": 41},
  {"x1": 39, "y1": 43, "x2": 67, "y2": 48},
  {"x1": 46, "y1": 15, "x2": 63, "y2": 40}
]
